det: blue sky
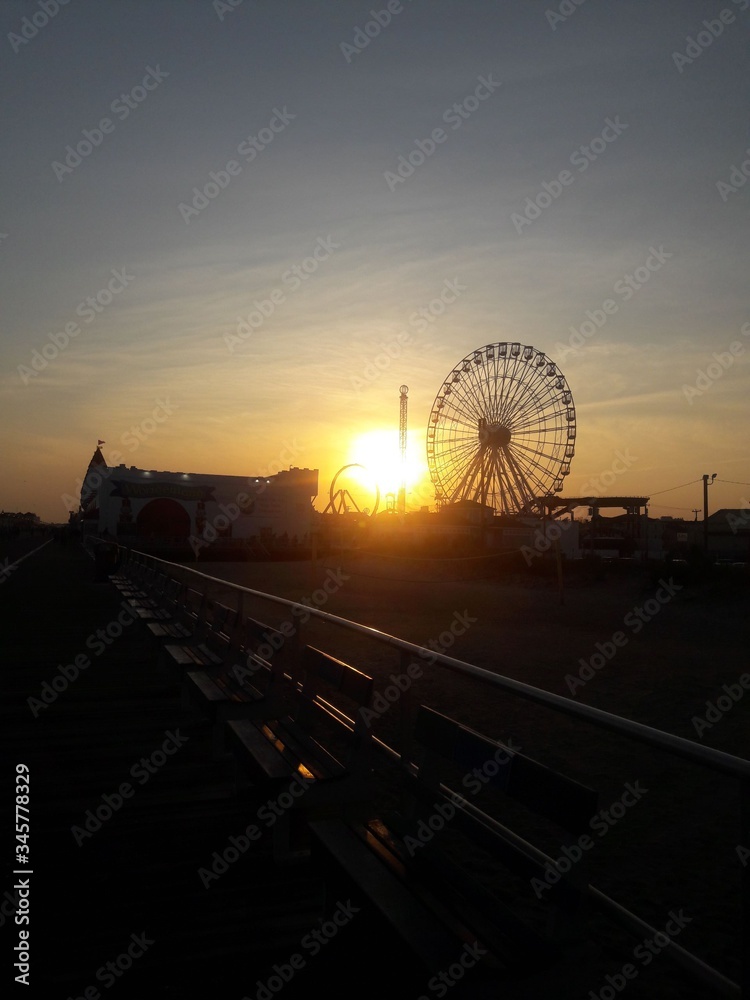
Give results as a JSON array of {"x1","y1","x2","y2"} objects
[{"x1": 1, "y1": 0, "x2": 748, "y2": 521}]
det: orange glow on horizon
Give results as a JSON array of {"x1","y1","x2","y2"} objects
[{"x1": 335, "y1": 428, "x2": 431, "y2": 510}]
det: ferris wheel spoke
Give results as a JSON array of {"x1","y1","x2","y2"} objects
[
  {"x1": 428, "y1": 343, "x2": 575, "y2": 513},
  {"x1": 500, "y1": 360, "x2": 532, "y2": 418},
  {"x1": 507, "y1": 451, "x2": 539, "y2": 506},
  {"x1": 514, "y1": 437, "x2": 562, "y2": 453},
  {"x1": 503, "y1": 456, "x2": 526, "y2": 513},
  {"x1": 512, "y1": 434, "x2": 563, "y2": 481},
  {"x1": 441, "y1": 439, "x2": 481, "y2": 479},
  {"x1": 452, "y1": 449, "x2": 486, "y2": 502},
  {"x1": 459, "y1": 366, "x2": 492, "y2": 415}
]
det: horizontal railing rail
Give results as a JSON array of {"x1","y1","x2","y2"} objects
[{"x1": 99, "y1": 541, "x2": 748, "y2": 997}]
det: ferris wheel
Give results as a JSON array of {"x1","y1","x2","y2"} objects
[{"x1": 427, "y1": 343, "x2": 576, "y2": 515}]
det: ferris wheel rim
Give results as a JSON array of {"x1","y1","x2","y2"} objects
[{"x1": 427, "y1": 342, "x2": 576, "y2": 515}]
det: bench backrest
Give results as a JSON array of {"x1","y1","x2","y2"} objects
[
  {"x1": 206, "y1": 601, "x2": 239, "y2": 640},
  {"x1": 211, "y1": 616, "x2": 291, "y2": 704},
  {"x1": 414, "y1": 706, "x2": 597, "y2": 835},
  {"x1": 398, "y1": 706, "x2": 600, "y2": 939},
  {"x1": 148, "y1": 572, "x2": 169, "y2": 600},
  {"x1": 178, "y1": 587, "x2": 207, "y2": 633},
  {"x1": 246, "y1": 616, "x2": 300, "y2": 680},
  {"x1": 136, "y1": 562, "x2": 157, "y2": 587},
  {"x1": 293, "y1": 646, "x2": 374, "y2": 765},
  {"x1": 161, "y1": 577, "x2": 182, "y2": 609}
]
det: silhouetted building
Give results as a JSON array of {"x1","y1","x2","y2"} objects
[{"x1": 77, "y1": 448, "x2": 318, "y2": 553}]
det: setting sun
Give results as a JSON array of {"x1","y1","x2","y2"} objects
[{"x1": 345, "y1": 429, "x2": 430, "y2": 509}]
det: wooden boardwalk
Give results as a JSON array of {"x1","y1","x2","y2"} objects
[
  {"x1": 3, "y1": 540, "x2": 738, "y2": 999},
  {"x1": 1, "y1": 542, "x2": 432, "y2": 998}
]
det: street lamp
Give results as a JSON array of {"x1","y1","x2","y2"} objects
[{"x1": 703, "y1": 474, "x2": 717, "y2": 553}]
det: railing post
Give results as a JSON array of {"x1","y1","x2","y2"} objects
[
  {"x1": 398, "y1": 648, "x2": 415, "y2": 764},
  {"x1": 290, "y1": 610, "x2": 304, "y2": 685}
]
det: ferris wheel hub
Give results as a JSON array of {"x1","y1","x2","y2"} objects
[{"x1": 479, "y1": 421, "x2": 511, "y2": 448}]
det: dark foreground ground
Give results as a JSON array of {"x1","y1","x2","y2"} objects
[{"x1": 1, "y1": 540, "x2": 747, "y2": 999}]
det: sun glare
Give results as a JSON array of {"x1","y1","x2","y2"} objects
[{"x1": 347, "y1": 429, "x2": 429, "y2": 505}]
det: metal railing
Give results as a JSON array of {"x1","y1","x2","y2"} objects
[{"x1": 106, "y1": 541, "x2": 748, "y2": 997}]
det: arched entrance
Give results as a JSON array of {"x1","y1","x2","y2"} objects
[{"x1": 135, "y1": 498, "x2": 190, "y2": 539}]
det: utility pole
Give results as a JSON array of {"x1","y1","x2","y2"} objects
[
  {"x1": 702, "y1": 474, "x2": 716, "y2": 554},
  {"x1": 692, "y1": 509, "x2": 701, "y2": 522}
]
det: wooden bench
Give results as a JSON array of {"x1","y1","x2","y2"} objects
[
  {"x1": 148, "y1": 585, "x2": 206, "y2": 646},
  {"x1": 132, "y1": 575, "x2": 180, "y2": 623},
  {"x1": 111, "y1": 557, "x2": 153, "y2": 599},
  {"x1": 309, "y1": 705, "x2": 599, "y2": 990},
  {"x1": 124, "y1": 571, "x2": 173, "y2": 618},
  {"x1": 226, "y1": 645, "x2": 374, "y2": 860},
  {"x1": 161, "y1": 598, "x2": 238, "y2": 676},
  {"x1": 182, "y1": 616, "x2": 295, "y2": 758}
]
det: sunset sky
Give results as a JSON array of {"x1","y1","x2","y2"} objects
[{"x1": 1, "y1": 0, "x2": 748, "y2": 523}]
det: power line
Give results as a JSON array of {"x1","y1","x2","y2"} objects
[
  {"x1": 647, "y1": 478, "x2": 702, "y2": 497},
  {"x1": 718, "y1": 479, "x2": 750, "y2": 487},
  {"x1": 648, "y1": 504, "x2": 695, "y2": 511}
]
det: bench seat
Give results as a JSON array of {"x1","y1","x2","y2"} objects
[{"x1": 309, "y1": 705, "x2": 599, "y2": 990}]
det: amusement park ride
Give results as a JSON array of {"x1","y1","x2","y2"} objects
[
  {"x1": 325, "y1": 343, "x2": 577, "y2": 519},
  {"x1": 427, "y1": 342, "x2": 576, "y2": 515}
]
